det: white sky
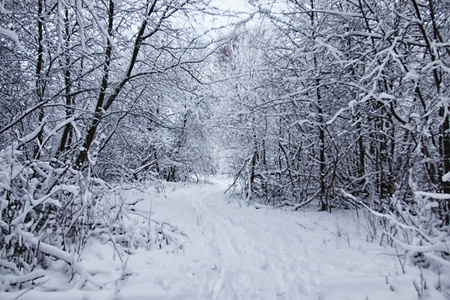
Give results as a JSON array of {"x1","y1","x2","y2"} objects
[
  {"x1": 211, "y1": 0, "x2": 252, "y2": 11},
  {"x1": 198, "y1": 0, "x2": 255, "y2": 33},
  {"x1": 177, "y1": 0, "x2": 261, "y2": 38}
]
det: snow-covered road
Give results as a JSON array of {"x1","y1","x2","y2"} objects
[{"x1": 2, "y1": 177, "x2": 447, "y2": 300}]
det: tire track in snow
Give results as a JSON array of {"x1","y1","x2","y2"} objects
[
  {"x1": 189, "y1": 188, "x2": 314, "y2": 300},
  {"x1": 191, "y1": 191, "x2": 252, "y2": 299},
  {"x1": 171, "y1": 180, "x2": 437, "y2": 300}
]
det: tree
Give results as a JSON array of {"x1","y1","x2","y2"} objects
[
  {"x1": 219, "y1": 0, "x2": 449, "y2": 221},
  {"x1": 0, "y1": 0, "x2": 218, "y2": 288}
]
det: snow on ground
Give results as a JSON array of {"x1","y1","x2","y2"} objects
[{"x1": 2, "y1": 176, "x2": 448, "y2": 300}]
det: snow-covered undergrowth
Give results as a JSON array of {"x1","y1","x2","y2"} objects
[
  {"x1": 341, "y1": 184, "x2": 450, "y2": 300},
  {"x1": 0, "y1": 135, "x2": 161, "y2": 293},
  {"x1": 0, "y1": 138, "x2": 121, "y2": 292},
  {"x1": 1, "y1": 176, "x2": 448, "y2": 299}
]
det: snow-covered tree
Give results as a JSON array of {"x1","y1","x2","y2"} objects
[{"x1": 0, "y1": 0, "x2": 218, "y2": 289}]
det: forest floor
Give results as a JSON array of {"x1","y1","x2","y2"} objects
[{"x1": 2, "y1": 176, "x2": 448, "y2": 300}]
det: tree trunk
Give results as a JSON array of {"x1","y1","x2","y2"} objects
[
  {"x1": 310, "y1": 0, "x2": 327, "y2": 211},
  {"x1": 58, "y1": 7, "x2": 74, "y2": 157},
  {"x1": 34, "y1": 0, "x2": 45, "y2": 159},
  {"x1": 75, "y1": 0, "x2": 159, "y2": 169}
]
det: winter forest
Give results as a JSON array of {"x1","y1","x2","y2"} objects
[{"x1": 0, "y1": 0, "x2": 449, "y2": 299}]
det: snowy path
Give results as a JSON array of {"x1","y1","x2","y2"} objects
[
  {"x1": 2, "y1": 178, "x2": 447, "y2": 300},
  {"x1": 113, "y1": 178, "x2": 445, "y2": 300}
]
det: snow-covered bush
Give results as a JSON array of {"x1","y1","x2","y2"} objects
[
  {"x1": 0, "y1": 126, "x2": 190, "y2": 292},
  {"x1": 0, "y1": 129, "x2": 111, "y2": 291},
  {"x1": 382, "y1": 190, "x2": 450, "y2": 271},
  {"x1": 343, "y1": 180, "x2": 449, "y2": 282}
]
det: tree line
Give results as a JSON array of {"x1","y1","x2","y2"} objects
[
  {"x1": 212, "y1": 0, "x2": 449, "y2": 276},
  {"x1": 0, "y1": 0, "x2": 216, "y2": 290},
  {"x1": 218, "y1": 0, "x2": 449, "y2": 219}
]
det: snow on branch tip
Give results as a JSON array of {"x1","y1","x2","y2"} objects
[{"x1": 0, "y1": 26, "x2": 25, "y2": 52}]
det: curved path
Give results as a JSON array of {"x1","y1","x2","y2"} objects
[
  {"x1": 3, "y1": 178, "x2": 445, "y2": 300},
  {"x1": 118, "y1": 178, "x2": 439, "y2": 300}
]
